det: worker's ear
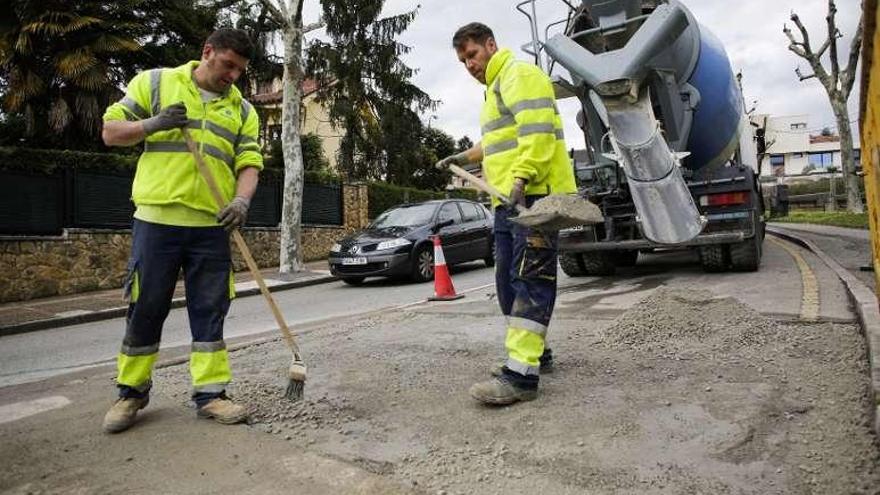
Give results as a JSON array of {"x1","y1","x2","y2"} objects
[
  {"x1": 486, "y1": 37, "x2": 497, "y2": 54},
  {"x1": 202, "y1": 43, "x2": 214, "y2": 61}
]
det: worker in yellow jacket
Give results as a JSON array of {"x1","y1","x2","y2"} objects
[
  {"x1": 100, "y1": 29, "x2": 262, "y2": 432},
  {"x1": 437, "y1": 23, "x2": 576, "y2": 405}
]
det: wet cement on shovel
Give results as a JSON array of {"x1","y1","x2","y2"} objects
[{"x1": 511, "y1": 194, "x2": 604, "y2": 232}]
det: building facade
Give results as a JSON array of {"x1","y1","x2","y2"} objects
[
  {"x1": 752, "y1": 114, "x2": 861, "y2": 177},
  {"x1": 250, "y1": 79, "x2": 344, "y2": 172}
]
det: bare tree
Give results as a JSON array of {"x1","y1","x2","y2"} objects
[
  {"x1": 258, "y1": 0, "x2": 323, "y2": 273},
  {"x1": 784, "y1": 0, "x2": 864, "y2": 213}
]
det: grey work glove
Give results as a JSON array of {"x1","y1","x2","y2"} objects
[
  {"x1": 508, "y1": 178, "x2": 528, "y2": 209},
  {"x1": 217, "y1": 196, "x2": 250, "y2": 232},
  {"x1": 142, "y1": 102, "x2": 188, "y2": 135},
  {"x1": 435, "y1": 152, "x2": 469, "y2": 170}
]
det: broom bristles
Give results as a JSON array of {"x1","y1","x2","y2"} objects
[
  {"x1": 284, "y1": 379, "x2": 304, "y2": 401},
  {"x1": 284, "y1": 358, "x2": 307, "y2": 401}
]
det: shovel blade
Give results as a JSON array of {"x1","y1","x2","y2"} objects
[{"x1": 509, "y1": 195, "x2": 603, "y2": 232}]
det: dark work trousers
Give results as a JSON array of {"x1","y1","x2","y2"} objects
[
  {"x1": 118, "y1": 219, "x2": 233, "y2": 407},
  {"x1": 493, "y1": 196, "x2": 559, "y2": 387}
]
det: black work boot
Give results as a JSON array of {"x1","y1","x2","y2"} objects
[{"x1": 470, "y1": 368, "x2": 538, "y2": 405}]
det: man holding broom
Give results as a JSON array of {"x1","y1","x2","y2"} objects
[{"x1": 100, "y1": 29, "x2": 261, "y2": 433}]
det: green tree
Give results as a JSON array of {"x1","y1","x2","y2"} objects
[
  {"x1": 220, "y1": 0, "x2": 284, "y2": 97},
  {"x1": 456, "y1": 135, "x2": 474, "y2": 153},
  {"x1": 407, "y1": 126, "x2": 454, "y2": 190},
  {"x1": 305, "y1": 0, "x2": 436, "y2": 182},
  {"x1": 0, "y1": 0, "x2": 239, "y2": 150},
  {"x1": 0, "y1": 0, "x2": 141, "y2": 148},
  {"x1": 300, "y1": 132, "x2": 330, "y2": 172}
]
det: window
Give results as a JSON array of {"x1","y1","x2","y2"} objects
[
  {"x1": 790, "y1": 122, "x2": 807, "y2": 130},
  {"x1": 459, "y1": 202, "x2": 482, "y2": 222},
  {"x1": 769, "y1": 155, "x2": 785, "y2": 166},
  {"x1": 438, "y1": 203, "x2": 462, "y2": 224},
  {"x1": 267, "y1": 124, "x2": 281, "y2": 142},
  {"x1": 854, "y1": 149, "x2": 862, "y2": 166},
  {"x1": 808, "y1": 152, "x2": 834, "y2": 169}
]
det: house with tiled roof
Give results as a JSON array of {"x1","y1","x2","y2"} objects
[{"x1": 250, "y1": 78, "x2": 343, "y2": 171}]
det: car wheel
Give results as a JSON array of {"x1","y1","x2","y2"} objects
[
  {"x1": 484, "y1": 240, "x2": 495, "y2": 267},
  {"x1": 411, "y1": 244, "x2": 435, "y2": 282},
  {"x1": 341, "y1": 277, "x2": 365, "y2": 286}
]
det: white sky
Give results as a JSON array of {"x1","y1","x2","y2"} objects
[{"x1": 301, "y1": 0, "x2": 863, "y2": 148}]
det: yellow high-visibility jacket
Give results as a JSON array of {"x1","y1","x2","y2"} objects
[
  {"x1": 103, "y1": 61, "x2": 262, "y2": 226},
  {"x1": 480, "y1": 48, "x2": 576, "y2": 206}
]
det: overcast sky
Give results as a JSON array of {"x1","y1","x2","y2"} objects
[{"x1": 302, "y1": 0, "x2": 863, "y2": 149}]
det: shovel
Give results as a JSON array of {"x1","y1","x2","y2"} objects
[{"x1": 447, "y1": 164, "x2": 603, "y2": 232}]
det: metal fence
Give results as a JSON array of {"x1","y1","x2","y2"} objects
[{"x1": 0, "y1": 169, "x2": 343, "y2": 235}]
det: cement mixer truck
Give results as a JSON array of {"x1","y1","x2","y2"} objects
[{"x1": 516, "y1": 0, "x2": 765, "y2": 275}]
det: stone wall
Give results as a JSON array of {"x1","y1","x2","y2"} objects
[{"x1": 0, "y1": 184, "x2": 369, "y2": 303}]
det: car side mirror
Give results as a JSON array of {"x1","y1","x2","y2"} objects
[{"x1": 432, "y1": 218, "x2": 454, "y2": 232}]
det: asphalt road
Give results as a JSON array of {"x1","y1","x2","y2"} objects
[
  {"x1": 0, "y1": 262, "x2": 497, "y2": 388},
  {"x1": 0, "y1": 237, "x2": 853, "y2": 390}
]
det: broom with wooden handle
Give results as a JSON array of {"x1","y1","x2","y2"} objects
[{"x1": 182, "y1": 128, "x2": 306, "y2": 401}]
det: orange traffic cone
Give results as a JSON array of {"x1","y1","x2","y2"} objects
[{"x1": 428, "y1": 235, "x2": 464, "y2": 301}]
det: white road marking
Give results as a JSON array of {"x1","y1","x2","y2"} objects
[
  {"x1": 55, "y1": 310, "x2": 93, "y2": 318},
  {"x1": 392, "y1": 282, "x2": 496, "y2": 311},
  {"x1": 0, "y1": 396, "x2": 72, "y2": 425}
]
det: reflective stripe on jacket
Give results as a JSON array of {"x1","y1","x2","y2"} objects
[
  {"x1": 103, "y1": 61, "x2": 262, "y2": 224},
  {"x1": 480, "y1": 49, "x2": 576, "y2": 206}
]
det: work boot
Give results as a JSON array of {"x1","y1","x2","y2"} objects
[
  {"x1": 197, "y1": 396, "x2": 250, "y2": 424},
  {"x1": 469, "y1": 376, "x2": 538, "y2": 405},
  {"x1": 490, "y1": 350, "x2": 554, "y2": 377},
  {"x1": 102, "y1": 397, "x2": 149, "y2": 433}
]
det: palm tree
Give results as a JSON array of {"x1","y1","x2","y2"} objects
[{"x1": 0, "y1": 1, "x2": 141, "y2": 147}]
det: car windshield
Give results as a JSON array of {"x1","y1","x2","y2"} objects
[{"x1": 370, "y1": 204, "x2": 437, "y2": 228}]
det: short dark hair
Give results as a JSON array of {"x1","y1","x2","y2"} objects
[
  {"x1": 206, "y1": 29, "x2": 255, "y2": 60},
  {"x1": 452, "y1": 23, "x2": 495, "y2": 50}
]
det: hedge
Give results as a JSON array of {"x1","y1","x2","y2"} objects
[
  {"x1": 367, "y1": 182, "x2": 479, "y2": 218},
  {"x1": 0, "y1": 146, "x2": 290, "y2": 181},
  {"x1": 0, "y1": 146, "x2": 138, "y2": 174}
]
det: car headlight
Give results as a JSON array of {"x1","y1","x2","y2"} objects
[
  {"x1": 330, "y1": 243, "x2": 342, "y2": 253},
  {"x1": 375, "y1": 238, "x2": 412, "y2": 251}
]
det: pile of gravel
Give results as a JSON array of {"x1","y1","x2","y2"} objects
[{"x1": 600, "y1": 287, "x2": 778, "y2": 353}]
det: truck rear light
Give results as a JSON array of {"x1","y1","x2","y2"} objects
[{"x1": 699, "y1": 192, "x2": 748, "y2": 207}]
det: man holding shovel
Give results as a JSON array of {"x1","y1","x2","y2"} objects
[
  {"x1": 437, "y1": 23, "x2": 577, "y2": 405},
  {"x1": 100, "y1": 29, "x2": 261, "y2": 432}
]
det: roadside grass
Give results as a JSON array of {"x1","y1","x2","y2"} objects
[{"x1": 771, "y1": 210, "x2": 869, "y2": 229}]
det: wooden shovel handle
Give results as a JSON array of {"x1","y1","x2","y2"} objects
[
  {"x1": 447, "y1": 164, "x2": 527, "y2": 213},
  {"x1": 181, "y1": 129, "x2": 301, "y2": 357}
]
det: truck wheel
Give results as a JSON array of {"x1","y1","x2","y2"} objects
[
  {"x1": 730, "y1": 231, "x2": 763, "y2": 272},
  {"x1": 612, "y1": 250, "x2": 639, "y2": 267},
  {"x1": 559, "y1": 252, "x2": 587, "y2": 277},
  {"x1": 581, "y1": 252, "x2": 616, "y2": 276},
  {"x1": 699, "y1": 245, "x2": 729, "y2": 273}
]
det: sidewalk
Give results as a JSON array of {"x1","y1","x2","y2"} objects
[
  {"x1": 0, "y1": 260, "x2": 335, "y2": 336},
  {"x1": 768, "y1": 222, "x2": 875, "y2": 292},
  {"x1": 767, "y1": 221, "x2": 869, "y2": 240}
]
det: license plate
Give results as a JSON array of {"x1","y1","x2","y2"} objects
[{"x1": 342, "y1": 257, "x2": 368, "y2": 265}]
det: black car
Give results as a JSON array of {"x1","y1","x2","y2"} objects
[{"x1": 329, "y1": 199, "x2": 495, "y2": 285}]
